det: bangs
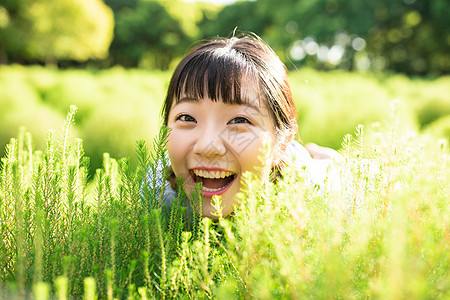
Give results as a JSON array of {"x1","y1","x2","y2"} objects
[
  {"x1": 163, "y1": 36, "x2": 296, "y2": 130},
  {"x1": 171, "y1": 48, "x2": 259, "y2": 105}
]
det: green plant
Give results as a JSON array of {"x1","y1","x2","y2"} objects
[
  {"x1": 2, "y1": 65, "x2": 449, "y2": 178},
  {"x1": 1, "y1": 103, "x2": 448, "y2": 299},
  {"x1": 0, "y1": 106, "x2": 200, "y2": 299}
]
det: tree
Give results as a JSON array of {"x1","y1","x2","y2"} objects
[
  {"x1": 106, "y1": 0, "x2": 188, "y2": 69},
  {"x1": 197, "y1": 0, "x2": 449, "y2": 75},
  {"x1": 0, "y1": 0, "x2": 114, "y2": 64},
  {"x1": 198, "y1": 0, "x2": 266, "y2": 38},
  {"x1": 364, "y1": 0, "x2": 450, "y2": 75},
  {"x1": 0, "y1": 0, "x2": 33, "y2": 63}
]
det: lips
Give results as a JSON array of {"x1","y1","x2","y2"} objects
[{"x1": 190, "y1": 168, "x2": 236, "y2": 197}]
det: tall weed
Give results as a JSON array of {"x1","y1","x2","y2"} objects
[
  {"x1": 0, "y1": 105, "x2": 448, "y2": 299},
  {"x1": 0, "y1": 106, "x2": 199, "y2": 299}
]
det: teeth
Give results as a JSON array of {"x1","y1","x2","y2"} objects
[
  {"x1": 193, "y1": 169, "x2": 233, "y2": 179},
  {"x1": 203, "y1": 186, "x2": 222, "y2": 192}
]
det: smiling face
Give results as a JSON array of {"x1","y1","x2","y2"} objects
[
  {"x1": 167, "y1": 95, "x2": 277, "y2": 219},
  {"x1": 162, "y1": 36, "x2": 297, "y2": 219}
]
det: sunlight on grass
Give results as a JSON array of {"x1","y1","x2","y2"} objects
[{"x1": 0, "y1": 105, "x2": 448, "y2": 298}]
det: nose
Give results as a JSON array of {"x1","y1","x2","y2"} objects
[{"x1": 193, "y1": 125, "x2": 226, "y2": 158}]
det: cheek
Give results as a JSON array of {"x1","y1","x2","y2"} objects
[
  {"x1": 233, "y1": 131, "x2": 275, "y2": 174},
  {"x1": 167, "y1": 130, "x2": 192, "y2": 174}
]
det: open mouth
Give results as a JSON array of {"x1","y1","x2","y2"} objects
[{"x1": 190, "y1": 169, "x2": 236, "y2": 196}]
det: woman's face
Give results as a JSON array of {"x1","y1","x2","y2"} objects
[{"x1": 166, "y1": 93, "x2": 278, "y2": 219}]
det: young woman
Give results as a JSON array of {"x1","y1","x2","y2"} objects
[{"x1": 153, "y1": 33, "x2": 340, "y2": 219}]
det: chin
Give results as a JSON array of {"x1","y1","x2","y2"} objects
[
  {"x1": 199, "y1": 195, "x2": 234, "y2": 219},
  {"x1": 184, "y1": 169, "x2": 241, "y2": 219}
]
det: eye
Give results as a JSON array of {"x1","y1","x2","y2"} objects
[
  {"x1": 228, "y1": 116, "x2": 252, "y2": 125},
  {"x1": 176, "y1": 114, "x2": 196, "y2": 123}
]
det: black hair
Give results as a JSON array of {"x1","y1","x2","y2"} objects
[{"x1": 162, "y1": 33, "x2": 297, "y2": 134}]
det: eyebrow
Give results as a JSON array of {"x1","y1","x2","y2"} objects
[{"x1": 175, "y1": 96, "x2": 262, "y2": 113}]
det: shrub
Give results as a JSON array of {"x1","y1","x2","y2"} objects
[
  {"x1": 0, "y1": 66, "x2": 170, "y2": 176},
  {"x1": 384, "y1": 74, "x2": 450, "y2": 128},
  {"x1": 1, "y1": 65, "x2": 449, "y2": 176},
  {"x1": 424, "y1": 115, "x2": 450, "y2": 143},
  {"x1": 1, "y1": 106, "x2": 448, "y2": 299},
  {"x1": 0, "y1": 106, "x2": 200, "y2": 298},
  {"x1": 290, "y1": 69, "x2": 419, "y2": 149}
]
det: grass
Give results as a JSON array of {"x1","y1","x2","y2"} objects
[
  {"x1": 1, "y1": 65, "x2": 449, "y2": 175},
  {"x1": 0, "y1": 65, "x2": 170, "y2": 175},
  {"x1": 0, "y1": 104, "x2": 448, "y2": 299}
]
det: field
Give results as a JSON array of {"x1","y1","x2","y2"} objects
[
  {"x1": 0, "y1": 66, "x2": 449, "y2": 299},
  {"x1": 1, "y1": 65, "x2": 450, "y2": 174}
]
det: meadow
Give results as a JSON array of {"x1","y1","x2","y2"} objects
[
  {"x1": 0, "y1": 66, "x2": 449, "y2": 299},
  {"x1": 1, "y1": 65, "x2": 450, "y2": 174}
]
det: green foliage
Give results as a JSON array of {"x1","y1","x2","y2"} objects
[
  {"x1": 0, "y1": 0, "x2": 114, "y2": 63},
  {"x1": 2, "y1": 0, "x2": 448, "y2": 74},
  {"x1": 198, "y1": 1, "x2": 265, "y2": 39},
  {"x1": 199, "y1": 0, "x2": 450, "y2": 75},
  {"x1": 0, "y1": 66, "x2": 66, "y2": 153},
  {"x1": 106, "y1": 0, "x2": 189, "y2": 69},
  {"x1": 384, "y1": 74, "x2": 450, "y2": 128},
  {"x1": 1, "y1": 105, "x2": 448, "y2": 298},
  {"x1": 0, "y1": 108, "x2": 201, "y2": 298},
  {"x1": 289, "y1": 69, "x2": 449, "y2": 149},
  {"x1": 1, "y1": 66, "x2": 449, "y2": 175},
  {"x1": 161, "y1": 0, "x2": 222, "y2": 40},
  {"x1": 0, "y1": 65, "x2": 170, "y2": 176},
  {"x1": 424, "y1": 115, "x2": 450, "y2": 144}
]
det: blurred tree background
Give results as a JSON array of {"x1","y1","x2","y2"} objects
[
  {"x1": 0, "y1": 0, "x2": 114, "y2": 64},
  {"x1": 1, "y1": 0, "x2": 449, "y2": 174},
  {"x1": 1, "y1": 0, "x2": 449, "y2": 74}
]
